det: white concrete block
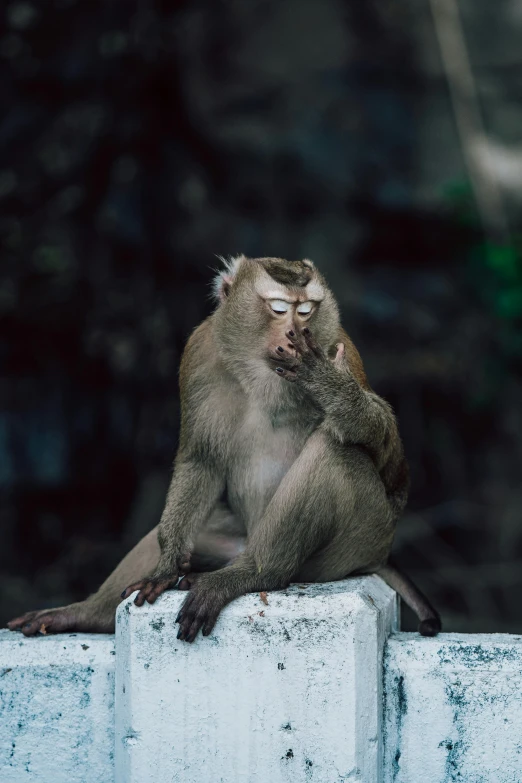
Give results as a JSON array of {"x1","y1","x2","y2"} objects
[
  {"x1": 383, "y1": 632, "x2": 522, "y2": 783},
  {"x1": 116, "y1": 576, "x2": 397, "y2": 783},
  {"x1": 0, "y1": 630, "x2": 115, "y2": 783}
]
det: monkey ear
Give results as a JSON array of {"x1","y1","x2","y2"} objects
[
  {"x1": 217, "y1": 274, "x2": 233, "y2": 301},
  {"x1": 212, "y1": 254, "x2": 246, "y2": 303}
]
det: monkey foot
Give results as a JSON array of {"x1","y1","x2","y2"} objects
[
  {"x1": 121, "y1": 575, "x2": 179, "y2": 607},
  {"x1": 175, "y1": 577, "x2": 227, "y2": 643},
  {"x1": 6, "y1": 602, "x2": 112, "y2": 636}
]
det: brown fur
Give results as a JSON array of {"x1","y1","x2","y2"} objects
[{"x1": 7, "y1": 256, "x2": 439, "y2": 640}]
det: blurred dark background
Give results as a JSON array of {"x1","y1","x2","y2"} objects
[{"x1": 2, "y1": 0, "x2": 522, "y2": 632}]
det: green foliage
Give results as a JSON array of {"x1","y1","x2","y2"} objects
[{"x1": 442, "y1": 179, "x2": 522, "y2": 409}]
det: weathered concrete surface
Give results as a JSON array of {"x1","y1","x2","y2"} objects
[
  {"x1": 383, "y1": 632, "x2": 522, "y2": 783},
  {"x1": 116, "y1": 576, "x2": 397, "y2": 783},
  {"x1": 0, "y1": 630, "x2": 115, "y2": 783}
]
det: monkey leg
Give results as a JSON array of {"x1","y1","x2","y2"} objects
[
  {"x1": 7, "y1": 508, "x2": 245, "y2": 636},
  {"x1": 121, "y1": 502, "x2": 246, "y2": 606},
  {"x1": 7, "y1": 527, "x2": 162, "y2": 636},
  {"x1": 176, "y1": 432, "x2": 393, "y2": 642}
]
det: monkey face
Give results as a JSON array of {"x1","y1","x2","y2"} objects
[{"x1": 213, "y1": 255, "x2": 340, "y2": 360}]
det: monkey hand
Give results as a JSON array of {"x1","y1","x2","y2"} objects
[
  {"x1": 270, "y1": 327, "x2": 348, "y2": 386},
  {"x1": 267, "y1": 341, "x2": 302, "y2": 381},
  {"x1": 175, "y1": 573, "x2": 228, "y2": 642},
  {"x1": 120, "y1": 551, "x2": 192, "y2": 607}
]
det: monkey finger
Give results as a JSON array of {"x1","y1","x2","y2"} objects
[
  {"x1": 268, "y1": 349, "x2": 300, "y2": 368},
  {"x1": 140, "y1": 578, "x2": 177, "y2": 605},
  {"x1": 301, "y1": 327, "x2": 324, "y2": 359},
  {"x1": 120, "y1": 581, "x2": 147, "y2": 601},
  {"x1": 274, "y1": 345, "x2": 298, "y2": 361},
  {"x1": 268, "y1": 351, "x2": 300, "y2": 369},
  {"x1": 146, "y1": 578, "x2": 177, "y2": 603},
  {"x1": 285, "y1": 329, "x2": 308, "y2": 356},
  {"x1": 275, "y1": 367, "x2": 298, "y2": 382},
  {"x1": 145, "y1": 586, "x2": 162, "y2": 604},
  {"x1": 134, "y1": 589, "x2": 150, "y2": 607}
]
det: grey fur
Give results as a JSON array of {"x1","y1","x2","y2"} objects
[{"x1": 8, "y1": 256, "x2": 440, "y2": 640}]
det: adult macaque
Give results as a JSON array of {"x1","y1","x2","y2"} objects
[{"x1": 8, "y1": 256, "x2": 440, "y2": 642}]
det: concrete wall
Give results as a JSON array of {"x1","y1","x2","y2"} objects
[
  {"x1": 0, "y1": 630, "x2": 115, "y2": 783},
  {"x1": 1, "y1": 579, "x2": 522, "y2": 783},
  {"x1": 383, "y1": 632, "x2": 522, "y2": 783},
  {"x1": 115, "y1": 577, "x2": 397, "y2": 783}
]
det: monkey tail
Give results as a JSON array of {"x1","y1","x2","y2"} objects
[{"x1": 376, "y1": 563, "x2": 442, "y2": 637}]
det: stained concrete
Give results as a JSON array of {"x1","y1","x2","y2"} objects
[
  {"x1": 383, "y1": 632, "x2": 522, "y2": 783},
  {"x1": 115, "y1": 576, "x2": 397, "y2": 783},
  {"x1": 0, "y1": 630, "x2": 115, "y2": 783}
]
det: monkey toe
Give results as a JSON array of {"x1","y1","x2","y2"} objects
[
  {"x1": 177, "y1": 615, "x2": 199, "y2": 643},
  {"x1": 175, "y1": 591, "x2": 221, "y2": 642},
  {"x1": 7, "y1": 611, "x2": 38, "y2": 632},
  {"x1": 176, "y1": 610, "x2": 216, "y2": 643},
  {"x1": 8, "y1": 608, "x2": 79, "y2": 636},
  {"x1": 419, "y1": 616, "x2": 442, "y2": 637},
  {"x1": 22, "y1": 613, "x2": 57, "y2": 636}
]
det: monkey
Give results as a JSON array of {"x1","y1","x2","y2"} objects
[{"x1": 8, "y1": 255, "x2": 441, "y2": 642}]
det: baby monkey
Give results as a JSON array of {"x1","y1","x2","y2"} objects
[{"x1": 8, "y1": 255, "x2": 440, "y2": 642}]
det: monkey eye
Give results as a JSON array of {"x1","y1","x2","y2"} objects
[
  {"x1": 296, "y1": 301, "x2": 313, "y2": 315},
  {"x1": 269, "y1": 299, "x2": 290, "y2": 314}
]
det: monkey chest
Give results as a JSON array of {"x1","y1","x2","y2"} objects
[{"x1": 227, "y1": 411, "x2": 309, "y2": 525}]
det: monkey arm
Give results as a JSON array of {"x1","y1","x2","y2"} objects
[
  {"x1": 157, "y1": 458, "x2": 225, "y2": 564},
  {"x1": 309, "y1": 368, "x2": 398, "y2": 467},
  {"x1": 176, "y1": 439, "x2": 333, "y2": 642},
  {"x1": 121, "y1": 319, "x2": 235, "y2": 606},
  {"x1": 121, "y1": 457, "x2": 225, "y2": 606},
  {"x1": 278, "y1": 328, "x2": 399, "y2": 466}
]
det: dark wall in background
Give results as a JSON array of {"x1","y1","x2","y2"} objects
[{"x1": 2, "y1": 0, "x2": 522, "y2": 632}]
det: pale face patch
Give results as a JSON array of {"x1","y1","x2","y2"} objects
[
  {"x1": 269, "y1": 300, "x2": 291, "y2": 314},
  {"x1": 254, "y1": 266, "x2": 325, "y2": 305}
]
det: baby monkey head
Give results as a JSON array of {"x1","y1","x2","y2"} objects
[{"x1": 213, "y1": 255, "x2": 340, "y2": 361}]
